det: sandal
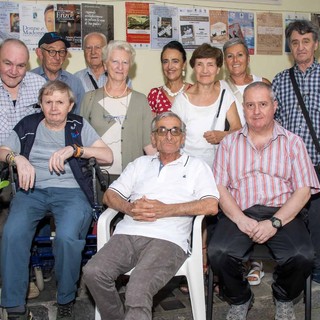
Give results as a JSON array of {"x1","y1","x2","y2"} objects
[{"x1": 246, "y1": 261, "x2": 265, "y2": 286}]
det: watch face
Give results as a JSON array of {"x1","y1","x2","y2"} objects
[{"x1": 271, "y1": 217, "x2": 282, "y2": 228}]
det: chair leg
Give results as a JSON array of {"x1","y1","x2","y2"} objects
[
  {"x1": 305, "y1": 275, "x2": 312, "y2": 320},
  {"x1": 206, "y1": 268, "x2": 214, "y2": 320}
]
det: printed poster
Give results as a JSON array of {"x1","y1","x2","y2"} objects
[
  {"x1": 256, "y1": 12, "x2": 283, "y2": 55},
  {"x1": 81, "y1": 3, "x2": 114, "y2": 46},
  {"x1": 178, "y1": 7, "x2": 210, "y2": 49},
  {"x1": 0, "y1": 2, "x2": 20, "y2": 42},
  {"x1": 228, "y1": 11, "x2": 255, "y2": 54},
  {"x1": 150, "y1": 4, "x2": 179, "y2": 50},
  {"x1": 19, "y1": 3, "x2": 48, "y2": 49},
  {"x1": 284, "y1": 12, "x2": 310, "y2": 53},
  {"x1": 55, "y1": 4, "x2": 81, "y2": 49},
  {"x1": 311, "y1": 13, "x2": 320, "y2": 30},
  {"x1": 126, "y1": 2, "x2": 150, "y2": 49},
  {"x1": 209, "y1": 10, "x2": 228, "y2": 49}
]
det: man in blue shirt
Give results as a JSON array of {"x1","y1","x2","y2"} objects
[
  {"x1": 32, "y1": 32, "x2": 85, "y2": 114},
  {"x1": 272, "y1": 20, "x2": 320, "y2": 283}
]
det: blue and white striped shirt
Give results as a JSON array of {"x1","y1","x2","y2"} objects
[{"x1": 273, "y1": 60, "x2": 320, "y2": 165}]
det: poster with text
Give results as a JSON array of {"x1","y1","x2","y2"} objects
[
  {"x1": 56, "y1": 4, "x2": 81, "y2": 49},
  {"x1": 19, "y1": 3, "x2": 48, "y2": 49},
  {"x1": 126, "y1": 2, "x2": 150, "y2": 49},
  {"x1": 256, "y1": 12, "x2": 282, "y2": 55},
  {"x1": 209, "y1": 10, "x2": 228, "y2": 49},
  {"x1": 311, "y1": 13, "x2": 320, "y2": 30},
  {"x1": 81, "y1": 3, "x2": 114, "y2": 47},
  {"x1": 228, "y1": 11, "x2": 255, "y2": 54},
  {"x1": 0, "y1": 2, "x2": 20, "y2": 42},
  {"x1": 150, "y1": 4, "x2": 179, "y2": 49},
  {"x1": 178, "y1": 7, "x2": 210, "y2": 49},
  {"x1": 284, "y1": 12, "x2": 310, "y2": 53}
]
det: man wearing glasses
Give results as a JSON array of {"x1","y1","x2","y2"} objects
[
  {"x1": 74, "y1": 32, "x2": 132, "y2": 92},
  {"x1": 32, "y1": 32, "x2": 85, "y2": 114},
  {"x1": 82, "y1": 111, "x2": 219, "y2": 320}
]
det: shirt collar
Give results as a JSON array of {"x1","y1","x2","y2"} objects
[
  {"x1": 294, "y1": 58, "x2": 318, "y2": 74},
  {"x1": 151, "y1": 152, "x2": 189, "y2": 166}
]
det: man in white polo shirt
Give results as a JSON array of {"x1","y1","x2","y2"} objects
[{"x1": 83, "y1": 111, "x2": 219, "y2": 320}]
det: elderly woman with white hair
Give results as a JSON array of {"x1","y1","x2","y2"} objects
[{"x1": 80, "y1": 40, "x2": 155, "y2": 185}]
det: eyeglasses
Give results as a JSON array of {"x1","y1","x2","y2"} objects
[
  {"x1": 153, "y1": 126, "x2": 183, "y2": 136},
  {"x1": 41, "y1": 47, "x2": 67, "y2": 57}
]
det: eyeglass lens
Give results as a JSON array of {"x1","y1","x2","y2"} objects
[{"x1": 155, "y1": 127, "x2": 182, "y2": 136}]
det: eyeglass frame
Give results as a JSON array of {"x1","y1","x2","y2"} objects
[
  {"x1": 152, "y1": 126, "x2": 184, "y2": 136},
  {"x1": 41, "y1": 47, "x2": 68, "y2": 57}
]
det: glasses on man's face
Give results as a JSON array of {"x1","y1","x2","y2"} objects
[
  {"x1": 41, "y1": 47, "x2": 67, "y2": 57},
  {"x1": 153, "y1": 126, "x2": 183, "y2": 136}
]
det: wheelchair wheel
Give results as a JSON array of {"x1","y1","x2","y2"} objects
[{"x1": 34, "y1": 266, "x2": 44, "y2": 291}]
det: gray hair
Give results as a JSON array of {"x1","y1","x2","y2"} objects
[
  {"x1": 285, "y1": 20, "x2": 319, "y2": 42},
  {"x1": 83, "y1": 32, "x2": 107, "y2": 47},
  {"x1": 223, "y1": 38, "x2": 249, "y2": 56},
  {"x1": 243, "y1": 81, "x2": 275, "y2": 102},
  {"x1": 0, "y1": 38, "x2": 29, "y2": 60},
  {"x1": 151, "y1": 112, "x2": 186, "y2": 133},
  {"x1": 102, "y1": 40, "x2": 136, "y2": 66},
  {"x1": 38, "y1": 80, "x2": 75, "y2": 105}
]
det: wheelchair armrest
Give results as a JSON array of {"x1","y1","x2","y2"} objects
[{"x1": 97, "y1": 208, "x2": 120, "y2": 250}]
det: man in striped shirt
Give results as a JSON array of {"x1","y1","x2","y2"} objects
[
  {"x1": 272, "y1": 20, "x2": 320, "y2": 285},
  {"x1": 208, "y1": 82, "x2": 320, "y2": 320}
]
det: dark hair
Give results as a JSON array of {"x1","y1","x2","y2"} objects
[
  {"x1": 285, "y1": 20, "x2": 319, "y2": 42},
  {"x1": 223, "y1": 38, "x2": 249, "y2": 56},
  {"x1": 189, "y1": 43, "x2": 223, "y2": 68},
  {"x1": 161, "y1": 41, "x2": 187, "y2": 62},
  {"x1": 44, "y1": 4, "x2": 54, "y2": 14}
]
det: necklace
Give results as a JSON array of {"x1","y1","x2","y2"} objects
[
  {"x1": 104, "y1": 84, "x2": 128, "y2": 99},
  {"x1": 162, "y1": 83, "x2": 185, "y2": 97}
]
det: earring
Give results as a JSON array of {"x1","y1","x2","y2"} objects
[{"x1": 182, "y1": 69, "x2": 186, "y2": 77}]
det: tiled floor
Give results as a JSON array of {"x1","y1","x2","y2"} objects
[{"x1": 2, "y1": 270, "x2": 320, "y2": 320}]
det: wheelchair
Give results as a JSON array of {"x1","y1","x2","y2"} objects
[{"x1": 1, "y1": 157, "x2": 109, "y2": 293}]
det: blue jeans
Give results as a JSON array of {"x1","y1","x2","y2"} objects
[{"x1": 1, "y1": 187, "x2": 92, "y2": 307}]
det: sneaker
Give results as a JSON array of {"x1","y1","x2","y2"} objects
[
  {"x1": 274, "y1": 299, "x2": 296, "y2": 320},
  {"x1": 56, "y1": 301, "x2": 75, "y2": 320},
  {"x1": 226, "y1": 294, "x2": 254, "y2": 320},
  {"x1": 7, "y1": 308, "x2": 33, "y2": 320}
]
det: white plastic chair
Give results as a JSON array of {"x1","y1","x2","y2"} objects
[{"x1": 95, "y1": 207, "x2": 206, "y2": 320}]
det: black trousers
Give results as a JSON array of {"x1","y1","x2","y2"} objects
[{"x1": 207, "y1": 205, "x2": 314, "y2": 304}]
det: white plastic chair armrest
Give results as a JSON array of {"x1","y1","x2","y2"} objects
[{"x1": 97, "y1": 207, "x2": 119, "y2": 250}]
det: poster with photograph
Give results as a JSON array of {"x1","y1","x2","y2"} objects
[
  {"x1": 311, "y1": 13, "x2": 320, "y2": 30},
  {"x1": 256, "y1": 12, "x2": 282, "y2": 55},
  {"x1": 228, "y1": 11, "x2": 255, "y2": 54},
  {"x1": 0, "y1": 2, "x2": 20, "y2": 42},
  {"x1": 19, "y1": 3, "x2": 48, "y2": 49},
  {"x1": 126, "y1": 2, "x2": 150, "y2": 49},
  {"x1": 209, "y1": 10, "x2": 228, "y2": 49},
  {"x1": 284, "y1": 12, "x2": 310, "y2": 53},
  {"x1": 178, "y1": 7, "x2": 210, "y2": 49},
  {"x1": 150, "y1": 4, "x2": 179, "y2": 49},
  {"x1": 81, "y1": 3, "x2": 114, "y2": 46},
  {"x1": 55, "y1": 4, "x2": 81, "y2": 49}
]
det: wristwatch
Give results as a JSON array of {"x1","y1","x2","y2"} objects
[{"x1": 270, "y1": 216, "x2": 282, "y2": 229}]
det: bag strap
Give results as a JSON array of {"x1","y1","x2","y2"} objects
[
  {"x1": 211, "y1": 89, "x2": 226, "y2": 130},
  {"x1": 88, "y1": 73, "x2": 99, "y2": 90},
  {"x1": 289, "y1": 67, "x2": 320, "y2": 153}
]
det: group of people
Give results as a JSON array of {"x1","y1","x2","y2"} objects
[{"x1": 0, "y1": 18, "x2": 319, "y2": 320}]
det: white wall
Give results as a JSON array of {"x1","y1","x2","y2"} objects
[{"x1": 28, "y1": 0, "x2": 320, "y2": 95}]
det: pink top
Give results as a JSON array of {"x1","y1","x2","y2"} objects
[
  {"x1": 214, "y1": 121, "x2": 320, "y2": 210},
  {"x1": 148, "y1": 84, "x2": 192, "y2": 115}
]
